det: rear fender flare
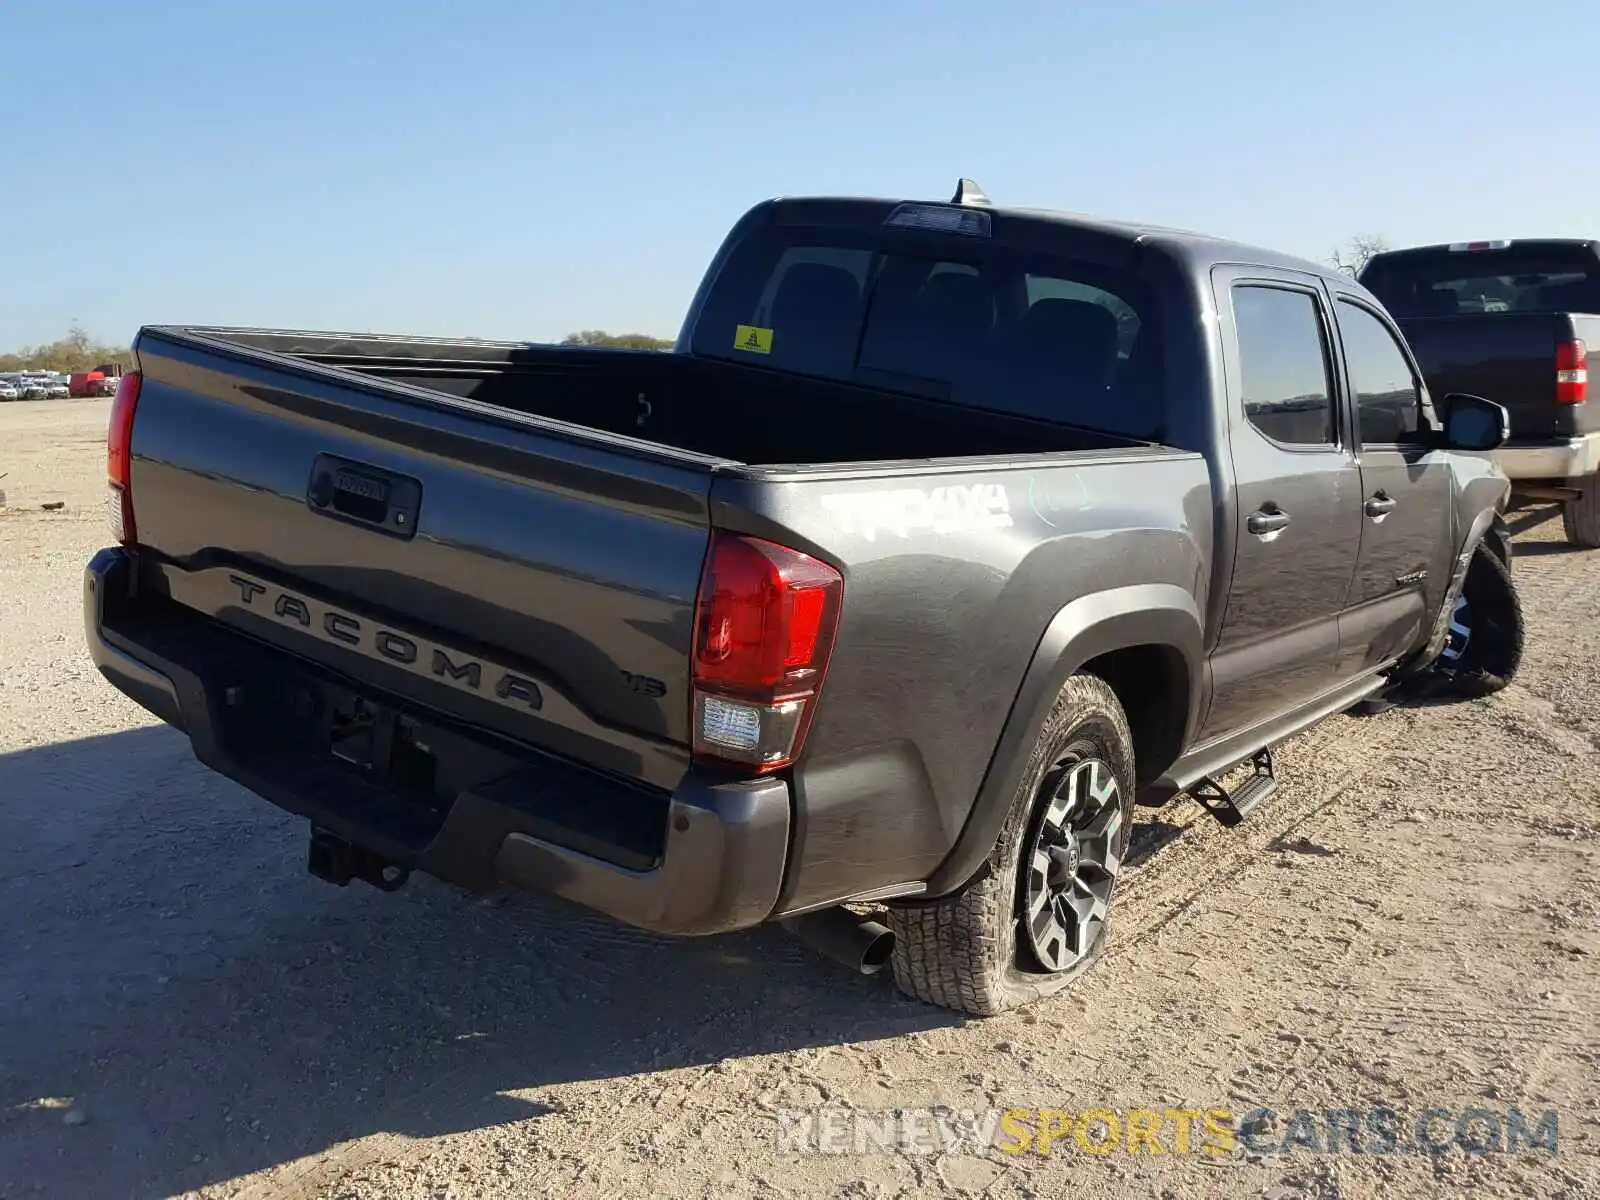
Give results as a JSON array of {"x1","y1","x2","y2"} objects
[{"x1": 921, "y1": 584, "x2": 1204, "y2": 897}]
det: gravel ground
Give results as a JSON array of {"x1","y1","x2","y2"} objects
[{"x1": 1, "y1": 398, "x2": 1596, "y2": 1199}]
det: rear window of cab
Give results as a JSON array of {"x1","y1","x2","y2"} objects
[{"x1": 690, "y1": 223, "x2": 1166, "y2": 442}]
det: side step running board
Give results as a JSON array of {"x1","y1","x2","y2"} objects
[{"x1": 1190, "y1": 749, "x2": 1279, "y2": 828}]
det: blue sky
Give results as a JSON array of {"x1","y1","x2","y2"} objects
[{"x1": 1, "y1": 0, "x2": 1593, "y2": 350}]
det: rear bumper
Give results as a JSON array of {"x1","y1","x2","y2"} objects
[
  {"x1": 84, "y1": 547, "x2": 790, "y2": 936},
  {"x1": 1494, "y1": 433, "x2": 1600, "y2": 482}
]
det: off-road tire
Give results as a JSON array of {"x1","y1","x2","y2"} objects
[
  {"x1": 887, "y1": 673, "x2": 1135, "y2": 1016},
  {"x1": 1563, "y1": 472, "x2": 1600, "y2": 549},
  {"x1": 1440, "y1": 548, "x2": 1524, "y2": 697}
]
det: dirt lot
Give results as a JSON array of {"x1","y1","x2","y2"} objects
[{"x1": 1, "y1": 398, "x2": 1597, "y2": 1199}]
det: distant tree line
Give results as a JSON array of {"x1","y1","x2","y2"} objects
[
  {"x1": 562, "y1": 330, "x2": 674, "y2": 350},
  {"x1": 0, "y1": 326, "x2": 131, "y2": 373}
]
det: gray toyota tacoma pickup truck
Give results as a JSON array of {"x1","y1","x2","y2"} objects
[{"x1": 86, "y1": 182, "x2": 1521, "y2": 1015}]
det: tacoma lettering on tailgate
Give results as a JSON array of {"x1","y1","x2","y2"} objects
[{"x1": 219, "y1": 571, "x2": 546, "y2": 711}]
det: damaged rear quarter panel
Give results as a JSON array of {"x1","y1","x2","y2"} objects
[{"x1": 709, "y1": 449, "x2": 1213, "y2": 913}]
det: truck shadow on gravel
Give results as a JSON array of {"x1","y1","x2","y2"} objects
[
  {"x1": 1504, "y1": 541, "x2": 1586, "y2": 557},
  {"x1": 1, "y1": 726, "x2": 973, "y2": 1200},
  {"x1": 1503, "y1": 505, "x2": 1583, "y2": 555}
]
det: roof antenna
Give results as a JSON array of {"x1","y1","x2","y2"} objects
[{"x1": 951, "y1": 178, "x2": 990, "y2": 207}]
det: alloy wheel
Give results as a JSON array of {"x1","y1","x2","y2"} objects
[{"x1": 1022, "y1": 754, "x2": 1124, "y2": 973}]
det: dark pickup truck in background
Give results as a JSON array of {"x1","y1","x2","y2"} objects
[
  {"x1": 1360, "y1": 239, "x2": 1599, "y2": 546},
  {"x1": 87, "y1": 183, "x2": 1519, "y2": 1015}
]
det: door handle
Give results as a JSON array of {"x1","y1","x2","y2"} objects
[
  {"x1": 307, "y1": 454, "x2": 422, "y2": 540},
  {"x1": 1246, "y1": 507, "x2": 1291, "y2": 536},
  {"x1": 1365, "y1": 492, "x2": 1398, "y2": 519}
]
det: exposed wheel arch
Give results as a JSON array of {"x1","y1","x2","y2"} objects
[
  {"x1": 1403, "y1": 506, "x2": 1513, "y2": 680},
  {"x1": 1080, "y1": 644, "x2": 1190, "y2": 788},
  {"x1": 1430, "y1": 546, "x2": 1524, "y2": 697},
  {"x1": 1482, "y1": 513, "x2": 1512, "y2": 565}
]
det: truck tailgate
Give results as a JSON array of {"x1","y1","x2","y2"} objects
[
  {"x1": 1395, "y1": 313, "x2": 1576, "y2": 439},
  {"x1": 127, "y1": 329, "x2": 719, "y2": 791}
]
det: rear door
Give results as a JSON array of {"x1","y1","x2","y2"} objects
[
  {"x1": 1200, "y1": 267, "x2": 1365, "y2": 742},
  {"x1": 1329, "y1": 293, "x2": 1455, "y2": 676}
]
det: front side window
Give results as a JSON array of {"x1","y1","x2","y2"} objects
[
  {"x1": 1336, "y1": 300, "x2": 1424, "y2": 445},
  {"x1": 1232, "y1": 285, "x2": 1336, "y2": 447}
]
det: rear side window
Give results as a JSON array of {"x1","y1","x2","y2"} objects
[
  {"x1": 1232, "y1": 285, "x2": 1337, "y2": 447},
  {"x1": 1362, "y1": 249, "x2": 1600, "y2": 317},
  {"x1": 690, "y1": 225, "x2": 1166, "y2": 440},
  {"x1": 1335, "y1": 300, "x2": 1425, "y2": 445}
]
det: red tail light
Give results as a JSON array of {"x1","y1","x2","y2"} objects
[
  {"x1": 690, "y1": 531, "x2": 843, "y2": 772},
  {"x1": 1556, "y1": 340, "x2": 1588, "y2": 405},
  {"x1": 107, "y1": 370, "x2": 142, "y2": 544}
]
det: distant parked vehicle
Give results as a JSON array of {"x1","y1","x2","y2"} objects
[
  {"x1": 0, "y1": 381, "x2": 19, "y2": 401},
  {"x1": 22, "y1": 374, "x2": 67, "y2": 398},
  {"x1": 70, "y1": 365, "x2": 124, "y2": 398},
  {"x1": 1359, "y1": 238, "x2": 1600, "y2": 547}
]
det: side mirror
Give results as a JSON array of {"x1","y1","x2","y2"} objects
[{"x1": 1440, "y1": 392, "x2": 1509, "y2": 452}]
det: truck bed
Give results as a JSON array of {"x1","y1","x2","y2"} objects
[
  {"x1": 123, "y1": 323, "x2": 1192, "y2": 790},
  {"x1": 196, "y1": 327, "x2": 1134, "y2": 467}
]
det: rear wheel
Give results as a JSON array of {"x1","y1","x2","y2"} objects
[
  {"x1": 887, "y1": 674, "x2": 1135, "y2": 1016},
  {"x1": 1436, "y1": 548, "x2": 1523, "y2": 697},
  {"x1": 1563, "y1": 472, "x2": 1600, "y2": 548}
]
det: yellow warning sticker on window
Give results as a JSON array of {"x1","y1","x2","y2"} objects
[{"x1": 733, "y1": 324, "x2": 773, "y2": 355}]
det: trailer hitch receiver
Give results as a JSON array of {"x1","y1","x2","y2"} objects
[{"x1": 308, "y1": 826, "x2": 410, "y2": 892}]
